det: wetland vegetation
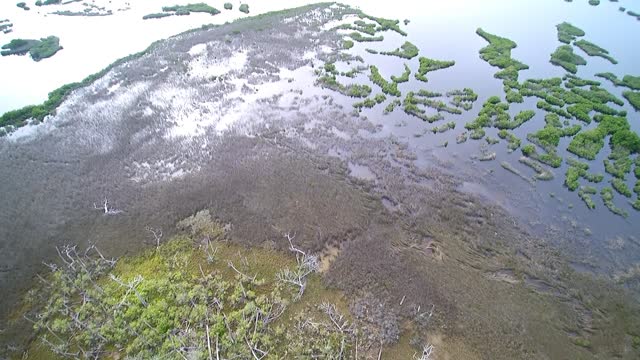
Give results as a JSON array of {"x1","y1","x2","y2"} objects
[
  {"x1": 415, "y1": 57, "x2": 455, "y2": 82},
  {"x1": 1, "y1": 36, "x2": 62, "y2": 61},
  {"x1": 2, "y1": 4, "x2": 640, "y2": 359},
  {"x1": 574, "y1": 39, "x2": 617, "y2": 64},
  {"x1": 18, "y1": 214, "x2": 384, "y2": 359},
  {"x1": 556, "y1": 22, "x2": 585, "y2": 44},
  {"x1": 476, "y1": 28, "x2": 529, "y2": 81},
  {"x1": 380, "y1": 41, "x2": 418, "y2": 59},
  {"x1": 550, "y1": 45, "x2": 587, "y2": 74}
]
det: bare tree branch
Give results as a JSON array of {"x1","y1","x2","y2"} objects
[{"x1": 93, "y1": 197, "x2": 123, "y2": 215}]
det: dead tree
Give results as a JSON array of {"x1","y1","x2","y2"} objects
[
  {"x1": 415, "y1": 344, "x2": 434, "y2": 360},
  {"x1": 277, "y1": 232, "x2": 319, "y2": 300},
  {"x1": 93, "y1": 197, "x2": 123, "y2": 215},
  {"x1": 145, "y1": 226, "x2": 163, "y2": 248}
]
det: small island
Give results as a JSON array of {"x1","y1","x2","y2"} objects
[
  {"x1": 1, "y1": 36, "x2": 62, "y2": 61},
  {"x1": 0, "y1": 19, "x2": 13, "y2": 34},
  {"x1": 16, "y1": 2, "x2": 30, "y2": 10},
  {"x1": 550, "y1": 45, "x2": 586, "y2": 74},
  {"x1": 144, "y1": 3, "x2": 221, "y2": 20}
]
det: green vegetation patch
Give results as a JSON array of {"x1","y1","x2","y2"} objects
[
  {"x1": 28, "y1": 36, "x2": 62, "y2": 61},
  {"x1": 353, "y1": 93, "x2": 387, "y2": 109},
  {"x1": 476, "y1": 28, "x2": 529, "y2": 81},
  {"x1": 343, "y1": 39, "x2": 354, "y2": 49},
  {"x1": 383, "y1": 99, "x2": 402, "y2": 114},
  {"x1": 447, "y1": 88, "x2": 478, "y2": 110},
  {"x1": 22, "y1": 214, "x2": 364, "y2": 359},
  {"x1": 498, "y1": 129, "x2": 521, "y2": 152},
  {"x1": 402, "y1": 92, "x2": 444, "y2": 123},
  {"x1": 334, "y1": 21, "x2": 377, "y2": 36},
  {"x1": 1, "y1": 38, "x2": 40, "y2": 56},
  {"x1": 380, "y1": 41, "x2": 419, "y2": 59},
  {"x1": 1, "y1": 36, "x2": 62, "y2": 62},
  {"x1": 349, "y1": 31, "x2": 384, "y2": 42},
  {"x1": 604, "y1": 148, "x2": 634, "y2": 179},
  {"x1": 464, "y1": 96, "x2": 508, "y2": 139},
  {"x1": 369, "y1": 66, "x2": 400, "y2": 96},
  {"x1": 611, "y1": 178, "x2": 633, "y2": 197},
  {"x1": 578, "y1": 186, "x2": 597, "y2": 209},
  {"x1": 556, "y1": 22, "x2": 585, "y2": 44},
  {"x1": 497, "y1": 109, "x2": 535, "y2": 130},
  {"x1": 550, "y1": 45, "x2": 587, "y2": 74},
  {"x1": 415, "y1": 57, "x2": 455, "y2": 82},
  {"x1": 162, "y1": 3, "x2": 221, "y2": 16},
  {"x1": 316, "y1": 75, "x2": 372, "y2": 98},
  {"x1": 574, "y1": 39, "x2": 617, "y2": 64},
  {"x1": 35, "y1": 0, "x2": 61, "y2": 5},
  {"x1": 358, "y1": 13, "x2": 407, "y2": 36},
  {"x1": 506, "y1": 90, "x2": 523, "y2": 103},
  {"x1": 567, "y1": 115, "x2": 638, "y2": 160},
  {"x1": 601, "y1": 187, "x2": 628, "y2": 217},
  {"x1": 521, "y1": 142, "x2": 563, "y2": 168},
  {"x1": 623, "y1": 91, "x2": 640, "y2": 111},
  {"x1": 596, "y1": 72, "x2": 640, "y2": 90},
  {"x1": 224, "y1": 2, "x2": 232, "y2": 10},
  {"x1": 143, "y1": 12, "x2": 173, "y2": 19},
  {"x1": 431, "y1": 121, "x2": 456, "y2": 134},
  {"x1": 565, "y1": 158, "x2": 604, "y2": 191},
  {"x1": 239, "y1": 3, "x2": 249, "y2": 14},
  {"x1": 390, "y1": 64, "x2": 411, "y2": 83}
]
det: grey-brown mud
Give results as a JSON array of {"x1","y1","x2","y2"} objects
[{"x1": 1, "y1": 4, "x2": 639, "y2": 359}]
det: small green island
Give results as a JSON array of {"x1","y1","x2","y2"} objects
[
  {"x1": 380, "y1": 41, "x2": 418, "y2": 59},
  {"x1": 550, "y1": 45, "x2": 587, "y2": 74},
  {"x1": 476, "y1": 28, "x2": 529, "y2": 81},
  {"x1": 144, "y1": 3, "x2": 221, "y2": 20},
  {"x1": 0, "y1": 19, "x2": 13, "y2": 34},
  {"x1": 574, "y1": 39, "x2": 617, "y2": 64},
  {"x1": 556, "y1": 22, "x2": 585, "y2": 44},
  {"x1": 1, "y1": 36, "x2": 62, "y2": 61}
]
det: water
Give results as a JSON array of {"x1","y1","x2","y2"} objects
[{"x1": 1, "y1": 0, "x2": 639, "y2": 271}]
